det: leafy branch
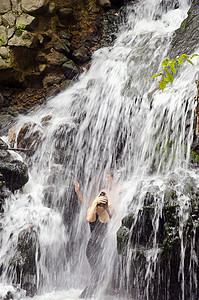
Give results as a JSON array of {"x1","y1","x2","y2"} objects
[{"x1": 151, "y1": 54, "x2": 199, "y2": 91}]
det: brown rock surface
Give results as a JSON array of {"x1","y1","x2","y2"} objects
[
  {"x1": 0, "y1": 0, "x2": 11, "y2": 14},
  {"x1": 0, "y1": 0, "x2": 122, "y2": 116}
]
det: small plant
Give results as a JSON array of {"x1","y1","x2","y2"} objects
[
  {"x1": 0, "y1": 35, "x2": 5, "y2": 45},
  {"x1": 15, "y1": 22, "x2": 25, "y2": 36},
  {"x1": 17, "y1": 22, "x2": 25, "y2": 32},
  {"x1": 151, "y1": 54, "x2": 199, "y2": 91}
]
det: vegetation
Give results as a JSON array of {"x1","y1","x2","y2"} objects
[
  {"x1": 0, "y1": 35, "x2": 5, "y2": 45},
  {"x1": 17, "y1": 22, "x2": 25, "y2": 32},
  {"x1": 15, "y1": 22, "x2": 25, "y2": 36},
  {"x1": 151, "y1": 54, "x2": 199, "y2": 91}
]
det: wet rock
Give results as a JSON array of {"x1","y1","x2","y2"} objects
[
  {"x1": 118, "y1": 183, "x2": 199, "y2": 300},
  {"x1": 53, "y1": 41, "x2": 70, "y2": 55},
  {"x1": 17, "y1": 122, "x2": 42, "y2": 156},
  {"x1": 46, "y1": 50, "x2": 67, "y2": 66},
  {"x1": 159, "y1": 0, "x2": 179, "y2": 11},
  {"x1": 16, "y1": 14, "x2": 38, "y2": 31},
  {"x1": 98, "y1": 9, "x2": 120, "y2": 48},
  {"x1": 0, "y1": 187, "x2": 11, "y2": 212},
  {"x1": 62, "y1": 60, "x2": 80, "y2": 78},
  {"x1": 41, "y1": 114, "x2": 52, "y2": 126},
  {"x1": 169, "y1": 0, "x2": 199, "y2": 58},
  {"x1": 21, "y1": 0, "x2": 49, "y2": 15},
  {"x1": 52, "y1": 123, "x2": 77, "y2": 164},
  {"x1": 42, "y1": 75, "x2": 64, "y2": 88},
  {"x1": 117, "y1": 225, "x2": 130, "y2": 254},
  {"x1": 0, "y1": 114, "x2": 16, "y2": 136},
  {"x1": 0, "y1": 147, "x2": 28, "y2": 191},
  {"x1": 45, "y1": 85, "x2": 60, "y2": 98},
  {"x1": 0, "y1": 139, "x2": 8, "y2": 150},
  {"x1": 72, "y1": 47, "x2": 90, "y2": 64},
  {"x1": 0, "y1": 158, "x2": 29, "y2": 191},
  {"x1": 0, "y1": 0, "x2": 11, "y2": 14},
  {"x1": 14, "y1": 227, "x2": 38, "y2": 296},
  {"x1": 60, "y1": 79, "x2": 73, "y2": 90},
  {"x1": 8, "y1": 31, "x2": 38, "y2": 48}
]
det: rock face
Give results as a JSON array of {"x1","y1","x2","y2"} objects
[
  {"x1": 0, "y1": 1, "x2": 12, "y2": 14},
  {"x1": 169, "y1": 0, "x2": 199, "y2": 58},
  {"x1": 0, "y1": 142, "x2": 29, "y2": 192},
  {"x1": 21, "y1": 0, "x2": 49, "y2": 14},
  {"x1": 117, "y1": 177, "x2": 199, "y2": 300},
  {"x1": 0, "y1": 0, "x2": 123, "y2": 117},
  {"x1": 0, "y1": 137, "x2": 29, "y2": 218},
  {"x1": 15, "y1": 227, "x2": 38, "y2": 296}
]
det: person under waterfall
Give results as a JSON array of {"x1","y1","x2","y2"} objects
[
  {"x1": 79, "y1": 190, "x2": 114, "y2": 299},
  {"x1": 74, "y1": 170, "x2": 116, "y2": 205}
]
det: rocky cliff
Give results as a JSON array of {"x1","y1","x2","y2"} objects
[{"x1": 0, "y1": 0, "x2": 125, "y2": 132}]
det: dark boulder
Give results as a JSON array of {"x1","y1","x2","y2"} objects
[
  {"x1": 0, "y1": 159, "x2": 29, "y2": 191},
  {"x1": 169, "y1": 0, "x2": 199, "y2": 58},
  {"x1": 117, "y1": 181, "x2": 199, "y2": 300},
  {"x1": 0, "y1": 138, "x2": 8, "y2": 150},
  {"x1": 0, "y1": 148, "x2": 29, "y2": 191},
  {"x1": 17, "y1": 122, "x2": 42, "y2": 156},
  {"x1": 10, "y1": 226, "x2": 38, "y2": 296}
]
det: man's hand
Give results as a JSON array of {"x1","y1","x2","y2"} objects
[{"x1": 93, "y1": 195, "x2": 108, "y2": 206}]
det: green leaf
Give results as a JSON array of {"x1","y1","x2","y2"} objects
[
  {"x1": 191, "y1": 54, "x2": 199, "y2": 59},
  {"x1": 169, "y1": 65, "x2": 176, "y2": 74},
  {"x1": 163, "y1": 76, "x2": 168, "y2": 82},
  {"x1": 180, "y1": 54, "x2": 188, "y2": 59},
  {"x1": 168, "y1": 59, "x2": 175, "y2": 66},
  {"x1": 178, "y1": 58, "x2": 184, "y2": 65},
  {"x1": 166, "y1": 71, "x2": 173, "y2": 83},
  {"x1": 162, "y1": 59, "x2": 169, "y2": 67},
  {"x1": 185, "y1": 58, "x2": 194, "y2": 65},
  {"x1": 159, "y1": 80, "x2": 167, "y2": 91}
]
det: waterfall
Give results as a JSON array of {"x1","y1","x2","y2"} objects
[{"x1": 0, "y1": 0, "x2": 198, "y2": 299}]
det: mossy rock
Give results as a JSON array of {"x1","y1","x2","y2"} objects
[
  {"x1": 169, "y1": 0, "x2": 199, "y2": 57},
  {"x1": 117, "y1": 225, "x2": 130, "y2": 255},
  {"x1": 121, "y1": 213, "x2": 134, "y2": 229}
]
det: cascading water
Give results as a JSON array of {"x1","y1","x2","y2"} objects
[{"x1": 0, "y1": 0, "x2": 199, "y2": 299}]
